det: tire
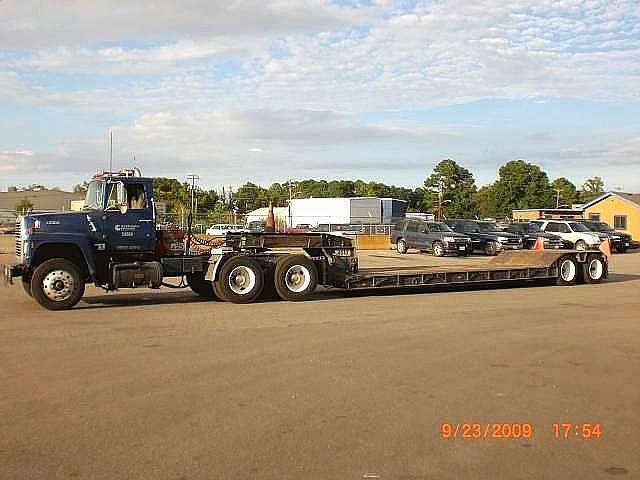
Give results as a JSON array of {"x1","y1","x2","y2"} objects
[
  {"x1": 432, "y1": 241, "x2": 445, "y2": 257},
  {"x1": 556, "y1": 256, "x2": 578, "y2": 285},
  {"x1": 574, "y1": 240, "x2": 587, "y2": 251},
  {"x1": 214, "y1": 257, "x2": 264, "y2": 303},
  {"x1": 396, "y1": 239, "x2": 408, "y2": 254},
  {"x1": 30, "y1": 258, "x2": 85, "y2": 310},
  {"x1": 484, "y1": 241, "x2": 498, "y2": 256},
  {"x1": 274, "y1": 254, "x2": 318, "y2": 301},
  {"x1": 186, "y1": 272, "x2": 217, "y2": 299},
  {"x1": 22, "y1": 275, "x2": 32, "y2": 297},
  {"x1": 582, "y1": 255, "x2": 605, "y2": 284}
]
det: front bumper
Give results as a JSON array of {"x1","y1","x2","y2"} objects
[
  {"x1": 443, "y1": 241, "x2": 472, "y2": 253},
  {"x1": 501, "y1": 243, "x2": 523, "y2": 250},
  {"x1": 3, "y1": 264, "x2": 24, "y2": 285}
]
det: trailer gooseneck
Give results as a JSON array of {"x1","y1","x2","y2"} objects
[{"x1": 4, "y1": 169, "x2": 608, "y2": 310}]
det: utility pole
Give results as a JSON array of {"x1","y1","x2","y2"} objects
[
  {"x1": 556, "y1": 189, "x2": 561, "y2": 208},
  {"x1": 186, "y1": 174, "x2": 200, "y2": 215}
]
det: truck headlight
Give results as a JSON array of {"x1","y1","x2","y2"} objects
[
  {"x1": 498, "y1": 236, "x2": 509, "y2": 243},
  {"x1": 443, "y1": 236, "x2": 457, "y2": 243}
]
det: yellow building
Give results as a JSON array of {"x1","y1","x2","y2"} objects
[{"x1": 582, "y1": 192, "x2": 640, "y2": 241}]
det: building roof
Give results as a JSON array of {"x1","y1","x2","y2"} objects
[
  {"x1": 582, "y1": 191, "x2": 640, "y2": 210},
  {"x1": 0, "y1": 190, "x2": 84, "y2": 211},
  {"x1": 512, "y1": 208, "x2": 582, "y2": 212}
]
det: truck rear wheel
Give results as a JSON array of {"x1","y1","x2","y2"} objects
[
  {"x1": 274, "y1": 255, "x2": 318, "y2": 301},
  {"x1": 30, "y1": 258, "x2": 85, "y2": 310},
  {"x1": 214, "y1": 257, "x2": 264, "y2": 303},
  {"x1": 186, "y1": 272, "x2": 217, "y2": 299}
]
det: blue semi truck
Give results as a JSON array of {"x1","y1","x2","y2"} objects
[{"x1": 4, "y1": 168, "x2": 608, "y2": 310}]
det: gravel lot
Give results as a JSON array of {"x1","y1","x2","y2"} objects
[{"x1": 1, "y1": 235, "x2": 639, "y2": 479}]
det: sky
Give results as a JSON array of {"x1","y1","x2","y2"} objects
[{"x1": 1, "y1": 0, "x2": 639, "y2": 192}]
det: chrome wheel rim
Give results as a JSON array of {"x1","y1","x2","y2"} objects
[
  {"x1": 42, "y1": 270, "x2": 75, "y2": 302},
  {"x1": 285, "y1": 265, "x2": 311, "y2": 293},
  {"x1": 434, "y1": 244, "x2": 443, "y2": 256},
  {"x1": 588, "y1": 259, "x2": 603, "y2": 280},
  {"x1": 398, "y1": 241, "x2": 406, "y2": 253},
  {"x1": 228, "y1": 266, "x2": 256, "y2": 295},
  {"x1": 560, "y1": 259, "x2": 576, "y2": 282}
]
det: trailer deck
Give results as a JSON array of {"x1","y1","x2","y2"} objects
[{"x1": 334, "y1": 250, "x2": 603, "y2": 290}]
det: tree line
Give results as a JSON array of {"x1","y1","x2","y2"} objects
[
  {"x1": 150, "y1": 159, "x2": 605, "y2": 220},
  {"x1": 14, "y1": 160, "x2": 605, "y2": 220}
]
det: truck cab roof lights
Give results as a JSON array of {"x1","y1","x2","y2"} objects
[{"x1": 92, "y1": 167, "x2": 142, "y2": 179}]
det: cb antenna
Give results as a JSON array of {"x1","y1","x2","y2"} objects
[{"x1": 109, "y1": 130, "x2": 113, "y2": 172}]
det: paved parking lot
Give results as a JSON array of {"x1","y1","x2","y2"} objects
[{"x1": 1, "y1": 236, "x2": 639, "y2": 479}]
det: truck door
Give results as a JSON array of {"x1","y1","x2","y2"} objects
[{"x1": 102, "y1": 180, "x2": 156, "y2": 253}]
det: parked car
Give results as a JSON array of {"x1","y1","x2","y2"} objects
[
  {"x1": 578, "y1": 220, "x2": 632, "y2": 253},
  {"x1": 444, "y1": 219, "x2": 523, "y2": 255},
  {"x1": 532, "y1": 219, "x2": 607, "y2": 251},
  {"x1": 205, "y1": 224, "x2": 245, "y2": 236},
  {"x1": 391, "y1": 219, "x2": 471, "y2": 256},
  {"x1": 499, "y1": 221, "x2": 565, "y2": 249}
]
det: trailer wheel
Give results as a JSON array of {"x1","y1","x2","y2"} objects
[
  {"x1": 274, "y1": 255, "x2": 318, "y2": 301},
  {"x1": 186, "y1": 272, "x2": 218, "y2": 299},
  {"x1": 432, "y1": 241, "x2": 445, "y2": 257},
  {"x1": 556, "y1": 256, "x2": 578, "y2": 285},
  {"x1": 484, "y1": 241, "x2": 498, "y2": 256},
  {"x1": 396, "y1": 239, "x2": 408, "y2": 254},
  {"x1": 582, "y1": 255, "x2": 605, "y2": 284},
  {"x1": 214, "y1": 257, "x2": 264, "y2": 303},
  {"x1": 30, "y1": 258, "x2": 85, "y2": 310}
]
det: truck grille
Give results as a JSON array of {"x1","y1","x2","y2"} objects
[{"x1": 15, "y1": 219, "x2": 22, "y2": 259}]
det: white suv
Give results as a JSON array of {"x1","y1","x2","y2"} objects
[{"x1": 533, "y1": 219, "x2": 607, "y2": 250}]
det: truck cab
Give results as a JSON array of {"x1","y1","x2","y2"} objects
[{"x1": 6, "y1": 169, "x2": 165, "y2": 309}]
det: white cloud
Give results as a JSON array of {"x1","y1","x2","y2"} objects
[{"x1": 0, "y1": 0, "x2": 364, "y2": 49}]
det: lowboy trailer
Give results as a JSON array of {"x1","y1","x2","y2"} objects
[{"x1": 4, "y1": 169, "x2": 608, "y2": 310}]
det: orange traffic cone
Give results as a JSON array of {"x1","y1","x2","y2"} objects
[
  {"x1": 265, "y1": 201, "x2": 275, "y2": 233},
  {"x1": 599, "y1": 238, "x2": 612, "y2": 258},
  {"x1": 532, "y1": 236, "x2": 544, "y2": 251}
]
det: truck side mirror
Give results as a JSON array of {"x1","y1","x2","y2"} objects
[{"x1": 116, "y1": 182, "x2": 128, "y2": 214}]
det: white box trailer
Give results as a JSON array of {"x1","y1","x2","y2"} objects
[{"x1": 288, "y1": 197, "x2": 382, "y2": 227}]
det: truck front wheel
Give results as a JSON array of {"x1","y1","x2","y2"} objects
[
  {"x1": 22, "y1": 274, "x2": 33, "y2": 297},
  {"x1": 274, "y1": 255, "x2": 318, "y2": 301},
  {"x1": 30, "y1": 258, "x2": 85, "y2": 310}
]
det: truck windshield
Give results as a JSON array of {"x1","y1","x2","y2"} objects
[
  {"x1": 526, "y1": 223, "x2": 542, "y2": 233},
  {"x1": 84, "y1": 181, "x2": 104, "y2": 210}
]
